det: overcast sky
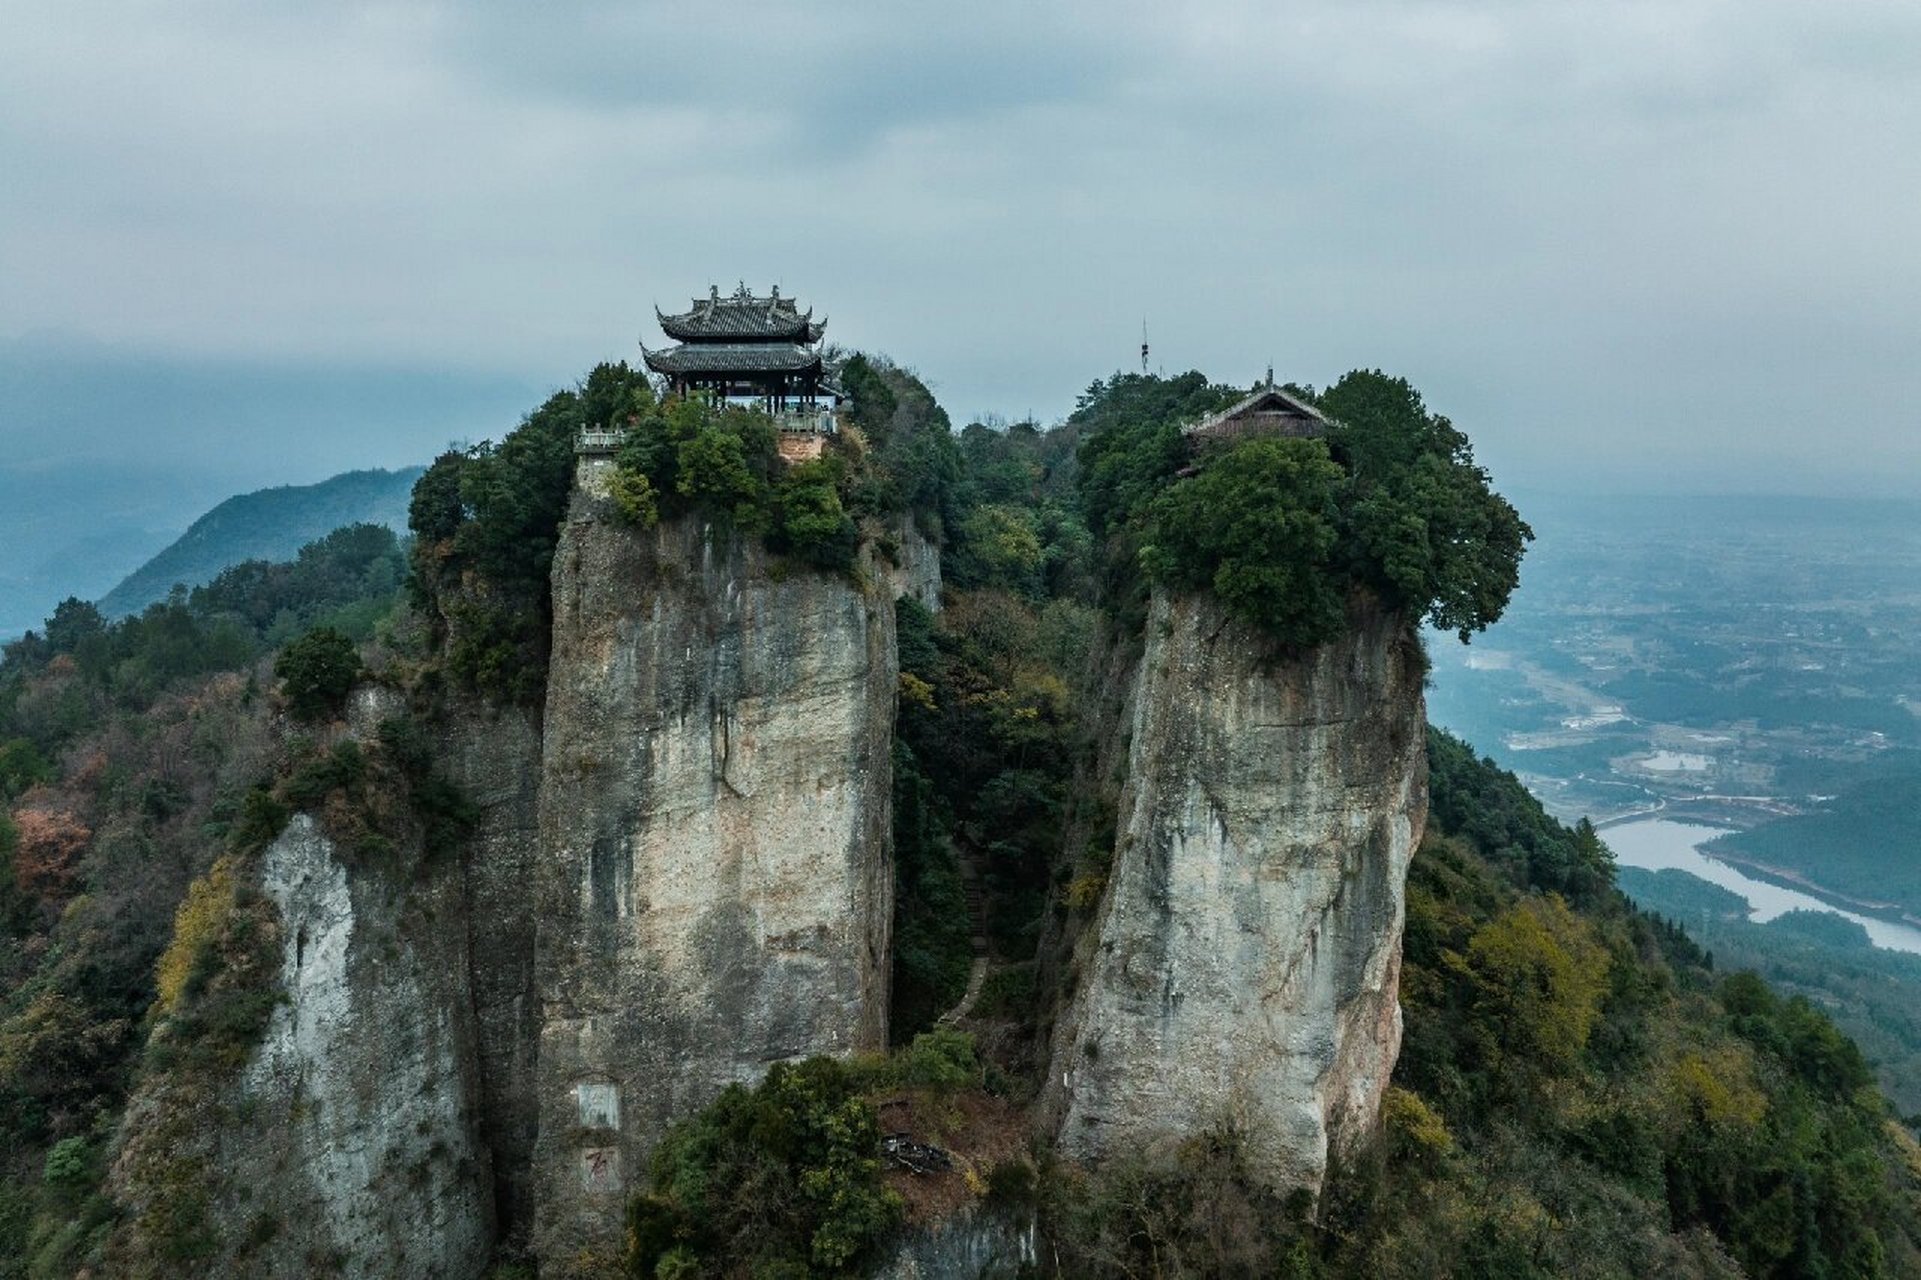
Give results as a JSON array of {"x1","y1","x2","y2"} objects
[{"x1": 4, "y1": 0, "x2": 1920, "y2": 497}]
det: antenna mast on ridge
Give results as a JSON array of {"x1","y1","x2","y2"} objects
[{"x1": 1141, "y1": 319, "x2": 1149, "y2": 373}]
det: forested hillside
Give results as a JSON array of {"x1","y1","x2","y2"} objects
[
  {"x1": 0, "y1": 526, "x2": 410, "y2": 1276},
  {"x1": 98, "y1": 467, "x2": 422, "y2": 619},
  {"x1": 1709, "y1": 773, "x2": 1921, "y2": 917},
  {"x1": 1, "y1": 362, "x2": 1916, "y2": 1278}
]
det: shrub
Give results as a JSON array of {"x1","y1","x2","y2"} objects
[
  {"x1": 1381, "y1": 1087, "x2": 1452, "y2": 1163},
  {"x1": 42, "y1": 1136, "x2": 94, "y2": 1195},
  {"x1": 273, "y1": 627, "x2": 360, "y2": 722},
  {"x1": 626, "y1": 1056, "x2": 900, "y2": 1278},
  {"x1": 893, "y1": 1028, "x2": 985, "y2": 1091},
  {"x1": 153, "y1": 857, "x2": 236, "y2": 1013},
  {"x1": 607, "y1": 466, "x2": 660, "y2": 528}
]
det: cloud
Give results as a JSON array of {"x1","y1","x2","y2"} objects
[{"x1": 2, "y1": 0, "x2": 1919, "y2": 495}]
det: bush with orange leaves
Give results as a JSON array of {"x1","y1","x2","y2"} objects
[{"x1": 8, "y1": 803, "x2": 90, "y2": 904}]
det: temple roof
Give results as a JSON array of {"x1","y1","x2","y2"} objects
[
  {"x1": 657, "y1": 282, "x2": 827, "y2": 342},
  {"x1": 1186, "y1": 386, "x2": 1328, "y2": 440},
  {"x1": 641, "y1": 341, "x2": 825, "y2": 376}
]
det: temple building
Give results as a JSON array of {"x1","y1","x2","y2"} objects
[
  {"x1": 1185, "y1": 380, "x2": 1328, "y2": 446},
  {"x1": 643, "y1": 284, "x2": 837, "y2": 404},
  {"x1": 635, "y1": 283, "x2": 841, "y2": 460}
]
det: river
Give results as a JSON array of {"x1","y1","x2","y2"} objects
[{"x1": 1603, "y1": 818, "x2": 1921, "y2": 956}]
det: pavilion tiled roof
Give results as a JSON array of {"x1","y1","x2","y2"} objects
[
  {"x1": 656, "y1": 283, "x2": 827, "y2": 342},
  {"x1": 641, "y1": 342, "x2": 824, "y2": 375}
]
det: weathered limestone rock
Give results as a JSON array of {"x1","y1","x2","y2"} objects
[
  {"x1": 440, "y1": 702, "x2": 545, "y2": 1249},
  {"x1": 871, "y1": 1204, "x2": 1038, "y2": 1280},
  {"x1": 215, "y1": 815, "x2": 492, "y2": 1279},
  {"x1": 883, "y1": 519, "x2": 943, "y2": 612},
  {"x1": 1046, "y1": 591, "x2": 1426, "y2": 1193},
  {"x1": 530, "y1": 474, "x2": 898, "y2": 1264}
]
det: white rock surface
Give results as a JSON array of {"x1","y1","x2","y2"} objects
[
  {"x1": 236, "y1": 815, "x2": 493, "y2": 1279},
  {"x1": 530, "y1": 487, "x2": 898, "y2": 1264},
  {"x1": 1047, "y1": 592, "x2": 1427, "y2": 1193}
]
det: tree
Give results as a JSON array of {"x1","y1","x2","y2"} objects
[
  {"x1": 1463, "y1": 896, "x2": 1610, "y2": 1080},
  {"x1": 274, "y1": 627, "x2": 360, "y2": 722},
  {"x1": 676, "y1": 425, "x2": 765, "y2": 522},
  {"x1": 1141, "y1": 436, "x2": 1347, "y2": 649},
  {"x1": 950, "y1": 503, "x2": 1046, "y2": 595},
  {"x1": 0, "y1": 739, "x2": 53, "y2": 800},
  {"x1": 628, "y1": 1055, "x2": 900, "y2": 1277},
  {"x1": 9, "y1": 804, "x2": 90, "y2": 907},
  {"x1": 407, "y1": 451, "x2": 468, "y2": 545},
  {"x1": 840, "y1": 353, "x2": 898, "y2": 442},
  {"x1": 773, "y1": 461, "x2": 856, "y2": 569},
  {"x1": 42, "y1": 599, "x2": 105, "y2": 656},
  {"x1": 1321, "y1": 370, "x2": 1532, "y2": 641}
]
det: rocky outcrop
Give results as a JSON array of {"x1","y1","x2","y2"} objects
[
  {"x1": 105, "y1": 813, "x2": 497, "y2": 1280},
  {"x1": 235, "y1": 815, "x2": 493, "y2": 1278},
  {"x1": 1046, "y1": 591, "x2": 1426, "y2": 1194},
  {"x1": 872, "y1": 1205, "x2": 1038, "y2": 1279},
  {"x1": 882, "y1": 519, "x2": 943, "y2": 612},
  {"x1": 530, "y1": 463, "x2": 899, "y2": 1264}
]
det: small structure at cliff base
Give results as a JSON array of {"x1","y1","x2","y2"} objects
[{"x1": 606, "y1": 281, "x2": 844, "y2": 461}]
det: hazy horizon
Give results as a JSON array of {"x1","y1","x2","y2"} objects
[{"x1": 4, "y1": 0, "x2": 1920, "y2": 507}]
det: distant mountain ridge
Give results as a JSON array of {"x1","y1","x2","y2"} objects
[{"x1": 98, "y1": 466, "x2": 423, "y2": 618}]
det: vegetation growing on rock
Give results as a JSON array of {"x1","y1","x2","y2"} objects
[
  {"x1": 408, "y1": 358, "x2": 964, "y2": 704},
  {"x1": 1, "y1": 356, "x2": 1915, "y2": 1279},
  {"x1": 1078, "y1": 369, "x2": 1530, "y2": 648},
  {"x1": 0, "y1": 524, "x2": 416, "y2": 1277}
]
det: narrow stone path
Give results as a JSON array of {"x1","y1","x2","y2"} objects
[{"x1": 935, "y1": 846, "x2": 991, "y2": 1027}]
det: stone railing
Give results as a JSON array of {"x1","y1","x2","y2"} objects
[
  {"x1": 580, "y1": 410, "x2": 835, "y2": 455},
  {"x1": 576, "y1": 429, "x2": 626, "y2": 454},
  {"x1": 773, "y1": 409, "x2": 837, "y2": 436}
]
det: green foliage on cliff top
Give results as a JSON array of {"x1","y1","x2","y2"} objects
[
  {"x1": 1075, "y1": 368, "x2": 1531, "y2": 648},
  {"x1": 406, "y1": 363, "x2": 603, "y2": 704},
  {"x1": 605, "y1": 395, "x2": 859, "y2": 571},
  {"x1": 407, "y1": 357, "x2": 961, "y2": 704}
]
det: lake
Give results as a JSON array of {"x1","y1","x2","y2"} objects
[{"x1": 1604, "y1": 818, "x2": 1921, "y2": 955}]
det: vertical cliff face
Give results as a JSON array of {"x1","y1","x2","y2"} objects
[
  {"x1": 106, "y1": 810, "x2": 497, "y2": 1280},
  {"x1": 235, "y1": 815, "x2": 495, "y2": 1278},
  {"x1": 530, "y1": 461, "x2": 899, "y2": 1264},
  {"x1": 438, "y1": 701, "x2": 545, "y2": 1249},
  {"x1": 1047, "y1": 591, "x2": 1426, "y2": 1194}
]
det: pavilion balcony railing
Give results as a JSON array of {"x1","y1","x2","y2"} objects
[{"x1": 772, "y1": 408, "x2": 838, "y2": 436}]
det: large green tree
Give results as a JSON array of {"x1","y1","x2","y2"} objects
[
  {"x1": 1321, "y1": 370, "x2": 1532, "y2": 641},
  {"x1": 1142, "y1": 436, "x2": 1347, "y2": 648},
  {"x1": 273, "y1": 626, "x2": 361, "y2": 722}
]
